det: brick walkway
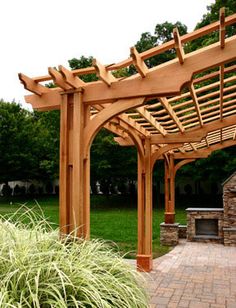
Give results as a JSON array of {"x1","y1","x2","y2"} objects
[{"x1": 142, "y1": 240, "x2": 236, "y2": 308}]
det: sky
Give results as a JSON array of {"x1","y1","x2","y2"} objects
[{"x1": 0, "y1": 0, "x2": 213, "y2": 108}]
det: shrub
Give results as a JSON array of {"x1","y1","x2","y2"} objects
[
  {"x1": 28, "y1": 183, "x2": 36, "y2": 195},
  {"x1": 1, "y1": 184, "x2": 12, "y2": 197},
  {"x1": 0, "y1": 208, "x2": 148, "y2": 307}
]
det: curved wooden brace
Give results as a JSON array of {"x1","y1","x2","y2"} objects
[
  {"x1": 83, "y1": 97, "x2": 145, "y2": 156},
  {"x1": 120, "y1": 126, "x2": 145, "y2": 164},
  {"x1": 151, "y1": 143, "x2": 183, "y2": 171},
  {"x1": 174, "y1": 159, "x2": 196, "y2": 176}
]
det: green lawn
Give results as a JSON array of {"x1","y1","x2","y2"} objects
[{"x1": 0, "y1": 195, "x2": 187, "y2": 258}]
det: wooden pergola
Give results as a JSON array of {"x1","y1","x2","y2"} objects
[{"x1": 19, "y1": 9, "x2": 236, "y2": 271}]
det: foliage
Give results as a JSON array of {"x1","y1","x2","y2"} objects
[
  {"x1": 0, "y1": 101, "x2": 59, "y2": 183},
  {"x1": 178, "y1": 148, "x2": 236, "y2": 184},
  {"x1": 0, "y1": 101, "x2": 39, "y2": 183},
  {"x1": 68, "y1": 56, "x2": 98, "y2": 82},
  {"x1": 0, "y1": 207, "x2": 148, "y2": 307},
  {"x1": 90, "y1": 129, "x2": 137, "y2": 191},
  {"x1": 134, "y1": 21, "x2": 187, "y2": 69},
  {"x1": 190, "y1": 0, "x2": 236, "y2": 51}
]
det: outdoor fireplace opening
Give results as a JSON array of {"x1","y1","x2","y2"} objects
[{"x1": 195, "y1": 219, "x2": 218, "y2": 236}]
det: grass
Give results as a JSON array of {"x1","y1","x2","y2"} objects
[
  {"x1": 0, "y1": 209, "x2": 148, "y2": 307},
  {"x1": 0, "y1": 195, "x2": 187, "y2": 258}
]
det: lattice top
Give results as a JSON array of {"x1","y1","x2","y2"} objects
[{"x1": 19, "y1": 8, "x2": 236, "y2": 161}]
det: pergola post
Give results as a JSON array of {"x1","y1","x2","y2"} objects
[
  {"x1": 160, "y1": 153, "x2": 179, "y2": 246},
  {"x1": 164, "y1": 153, "x2": 175, "y2": 224},
  {"x1": 59, "y1": 89, "x2": 90, "y2": 238},
  {"x1": 137, "y1": 138, "x2": 153, "y2": 272}
]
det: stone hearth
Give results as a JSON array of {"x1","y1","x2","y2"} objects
[{"x1": 186, "y1": 208, "x2": 224, "y2": 243}]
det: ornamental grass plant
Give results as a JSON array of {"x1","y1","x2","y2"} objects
[{"x1": 0, "y1": 207, "x2": 148, "y2": 307}]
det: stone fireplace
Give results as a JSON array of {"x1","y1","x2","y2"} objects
[
  {"x1": 195, "y1": 218, "x2": 218, "y2": 236},
  {"x1": 186, "y1": 208, "x2": 224, "y2": 243},
  {"x1": 185, "y1": 172, "x2": 236, "y2": 246}
]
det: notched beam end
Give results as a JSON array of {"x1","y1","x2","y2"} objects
[
  {"x1": 59, "y1": 65, "x2": 85, "y2": 89},
  {"x1": 18, "y1": 73, "x2": 49, "y2": 96},
  {"x1": 173, "y1": 27, "x2": 185, "y2": 65},
  {"x1": 92, "y1": 59, "x2": 116, "y2": 86},
  {"x1": 48, "y1": 67, "x2": 71, "y2": 90}
]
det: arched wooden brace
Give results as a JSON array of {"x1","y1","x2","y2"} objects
[
  {"x1": 60, "y1": 96, "x2": 145, "y2": 241},
  {"x1": 84, "y1": 99, "x2": 154, "y2": 271},
  {"x1": 83, "y1": 97, "x2": 145, "y2": 157},
  {"x1": 151, "y1": 143, "x2": 183, "y2": 171}
]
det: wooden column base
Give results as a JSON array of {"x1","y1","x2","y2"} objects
[
  {"x1": 165, "y1": 212, "x2": 175, "y2": 224},
  {"x1": 136, "y1": 254, "x2": 152, "y2": 272}
]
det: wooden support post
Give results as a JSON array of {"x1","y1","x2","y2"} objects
[
  {"x1": 137, "y1": 138, "x2": 153, "y2": 272},
  {"x1": 164, "y1": 154, "x2": 175, "y2": 224},
  {"x1": 59, "y1": 89, "x2": 90, "y2": 239}
]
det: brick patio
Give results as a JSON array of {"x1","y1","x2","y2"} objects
[{"x1": 142, "y1": 240, "x2": 236, "y2": 307}]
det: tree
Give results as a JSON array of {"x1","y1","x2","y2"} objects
[
  {"x1": 190, "y1": 0, "x2": 236, "y2": 51},
  {"x1": 0, "y1": 101, "x2": 38, "y2": 183},
  {"x1": 0, "y1": 101, "x2": 59, "y2": 184},
  {"x1": 135, "y1": 21, "x2": 187, "y2": 69}
]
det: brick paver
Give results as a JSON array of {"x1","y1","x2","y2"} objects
[{"x1": 143, "y1": 240, "x2": 236, "y2": 307}]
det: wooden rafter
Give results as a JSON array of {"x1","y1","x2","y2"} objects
[
  {"x1": 220, "y1": 64, "x2": 224, "y2": 121},
  {"x1": 189, "y1": 83, "x2": 203, "y2": 127},
  {"x1": 136, "y1": 106, "x2": 167, "y2": 136},
  {"x1": 232, "y1": 129, "x2": 236, "y2": 141},
  {"x1": 159, "y1": 97, "x2": 185, "y2": 132}
]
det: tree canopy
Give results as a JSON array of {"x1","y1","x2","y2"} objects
[{"x1": 0, "y1": 101, "x2": 59, "y2": 184}]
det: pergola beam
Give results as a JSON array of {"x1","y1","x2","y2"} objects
[
  {"x1": 150, "y1": 114, "x2": 236, "y2": 144},
  {"x1": 19, "y1": 73, "x2": 50, "y2": 96},
  {"x1": 173, "y1": 139, "x2": 236, "y2": 159},
  {"x1": 24, "y1": 36, "x2": 236, "y2": 108}
]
